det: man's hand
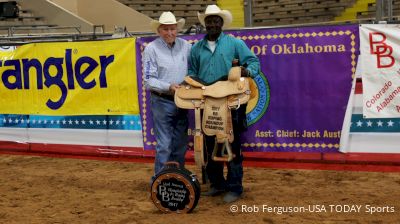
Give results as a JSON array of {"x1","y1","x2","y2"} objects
[
  {"x1": 240, "y1": 67, "x2": 250, "y2": 77},
  {"x1": 169, "y1": 83, "x2": 181, "y2": 93}
]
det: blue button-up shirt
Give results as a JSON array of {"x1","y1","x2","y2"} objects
[
  {"x1": 143, "y1": 37, "x2": 191, "y2": 93},
  {"x1": 188, "y1": 32, "x2": 260, "y2": 84}
]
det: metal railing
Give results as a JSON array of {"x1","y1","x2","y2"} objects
[{"x1": 243, "y1": 0, "x2": 396, "y2": 27}]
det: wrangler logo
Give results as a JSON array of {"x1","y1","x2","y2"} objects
[{"x1": 0, "y1": 49, "x2": 115, "y2": 110}]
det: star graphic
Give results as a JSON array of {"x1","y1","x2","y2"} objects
[
  {"x1": 366, "y1": 121, "x2": 373, "y2": 127},
  {"x1": 387, "y1": 120, "x2": 394, "y2": 127},
  {"x1": 81, "y1": 120, "x2": 86, "y2": 125},
  {"x1": 356, "y1": 120, "x2": 363, "y2": 127},
  {"x1": 377, "y1": 120, "x2": 383, "y2": 127},
  {"x1": 89, "y1": 120, "x2": 94, "y2": 125},
  {"x1": 96, "y1": 120, "x2": 101, "y2": 125},
  {"x1": 103, "y1": 120, "x2": 107, "y2": 125}
]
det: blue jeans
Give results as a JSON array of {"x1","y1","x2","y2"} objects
[
  {"x1": 151, "y1": 94, "x2": 188, "y2": 175},
  {"x1": 205, "y1": 105, "x2": 247, "y2": 195}
]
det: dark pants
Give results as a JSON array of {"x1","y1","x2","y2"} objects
[{"x1": 205, "y1": 105, "x2": 247, "y2": 195}]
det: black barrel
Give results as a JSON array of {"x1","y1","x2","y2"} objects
[{"x1": 150, "y1": 162, "x2": 201, "y2": 213}]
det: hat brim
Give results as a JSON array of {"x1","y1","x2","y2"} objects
[
  {"x1": 197, "y1": 10, "x2": 232, "y2": 29},
  {"x1": 150, "y1": 18, "x2": 185, "y2": 33}
]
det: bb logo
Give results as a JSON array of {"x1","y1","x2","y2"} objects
[{"x1": 369, "y1": 32, "x2": 394, "y2": 68}]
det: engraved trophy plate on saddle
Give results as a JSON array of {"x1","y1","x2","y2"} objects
[{"x1": 150, "y1": 162, "x2": 201, "y2": 213}]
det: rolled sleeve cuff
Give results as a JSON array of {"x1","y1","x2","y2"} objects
[{"x1": 160, "y1": 82, "x2": 171, "y2": 92}]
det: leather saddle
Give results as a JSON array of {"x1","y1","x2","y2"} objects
[{"x1": 174, "y1": 67, "x2": 251, "y2": 168}]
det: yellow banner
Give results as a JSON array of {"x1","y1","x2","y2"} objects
[{"x1": 0, "y1": 38, "x2": 138, "y2": 115}]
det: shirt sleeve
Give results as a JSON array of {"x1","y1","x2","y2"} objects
[
  {"x1": 188, "y1": 44, "x2": 199, "y2": 77},
  {"x1": 142, "y1": 45, "x2": 171, "y2": 92},
  {"x1": 236, "y1": 40, "x2": 260, "y2": 78}
]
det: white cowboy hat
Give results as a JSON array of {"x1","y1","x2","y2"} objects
[
  {"x1": 150, "y1": 11, "x2": 185, "y2": 33},
  {"x1": 197, "y1": 5, "x2": 232, "y2": 29}
]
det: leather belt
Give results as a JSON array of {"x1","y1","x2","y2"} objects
[{"x1": 151, "y1": 91, "x2": 174, "y2": 101}]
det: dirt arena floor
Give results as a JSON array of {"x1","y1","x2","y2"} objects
[{"x1": 0, "y1": 154, "x2": 399, "y2": 224}]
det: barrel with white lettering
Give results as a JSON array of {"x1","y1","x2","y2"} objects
[{"x1": 150, "y1": 162, "x2": 200, "y2": 213}]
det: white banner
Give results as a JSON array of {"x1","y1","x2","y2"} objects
[{"x1": 359, "y1": 24, "x2": 400, "y2": 118}]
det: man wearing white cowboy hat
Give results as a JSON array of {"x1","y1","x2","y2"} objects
[
  {"x1": 143, "y1": 12, "x2": 191, "y2": 180},
  {"x1": 188, "y1": 5, "x2": 260, "y2": 203}
]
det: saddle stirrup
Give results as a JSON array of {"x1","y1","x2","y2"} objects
[{"x1": 211, "y1": 139, "x2": 234, "y2": 162}]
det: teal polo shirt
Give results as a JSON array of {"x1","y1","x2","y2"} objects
[{"x1": 188, "y1": 32, "x2": 260, "y2": 84}]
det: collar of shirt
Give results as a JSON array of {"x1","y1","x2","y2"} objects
[
  {"x1": 158, "y1": 37, "x2": 176, "y2": 49},
  {"x1": 201, "y1": 32, "x2": 225, "y2": 51}
]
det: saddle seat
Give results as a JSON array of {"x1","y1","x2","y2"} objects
[{"x1": 175, "y1": 67, "x2": 251, "y2": 109}]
